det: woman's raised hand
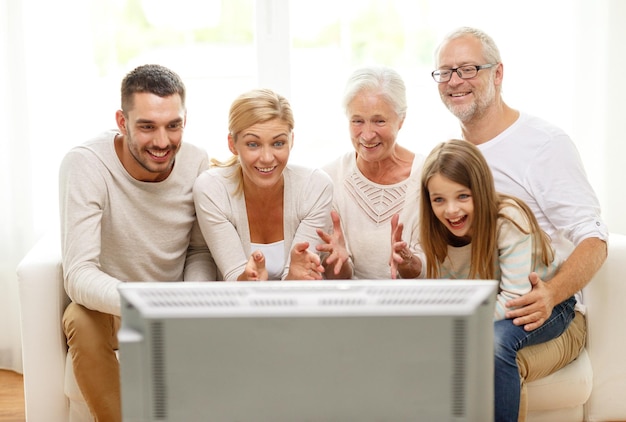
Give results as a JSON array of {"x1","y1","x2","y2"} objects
[
  {"x1": 316, "y1": 210, "x2": 353, "y2": 279},
  {"x1": 238, "y1": 250, "x2": 269, "y2": 281},
  {"x1": 389, "y1": 213, "x2": 422, "y2": 279},
  {"x1": 287, "y1": 241, "x2": 325, "y2": 280}
]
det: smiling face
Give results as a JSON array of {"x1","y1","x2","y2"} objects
[
  {"x1": 435, "y1": 35, "x2": 500, "y2": 123},
  {"x1": 116, "y1": 92, "x2": 186, "y2": 182},
  {"x1": 229, "y1": 118, "x2": 292, "y2": 191},
  {"x1": 347, "y1": 90, "x2": 404, "y2": 163},
  {"x1": 427, "y1": 173, "x2": 474, "y2": 240}
]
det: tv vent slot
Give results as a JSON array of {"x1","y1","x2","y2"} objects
[
  {"x1": 249, "y1": 298, "x2": 298, "y2": 307},
  {"x1": 318, "y1": 298, "x2": 366, "y2": 306},
  {"x1": 368, "y1": 285, "x2": 477, "y2": 306},
  {"x1": 141, "y1": 288, "x2": 244, "y2": 309},
  {"x1": 150, "y1": 321, "x2": 167, "y2": 420},
  {"x1": 451, "y1": 318, "x2": 467, "y2": 417}
]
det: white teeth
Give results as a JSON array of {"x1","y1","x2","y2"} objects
[
  {"x1": 449, "y1": 216, "x2": 464, "y2": 225},
  {"x1": 257, "y1": 166, "x2": 275, "y2": 173},
  {"x1": 150, "y1": 150, "x2": 168, "y2": 158}
]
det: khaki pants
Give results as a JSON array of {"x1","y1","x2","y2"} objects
[
  {"x1": 517, "y1": 310, "x2": 587, "y2": 422},
  {"x1": 63, "y1": 302, "x2": 122, "y2": 422}
]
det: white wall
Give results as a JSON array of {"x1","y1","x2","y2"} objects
[
  {"x1": 573, "y1": 0, "x2": 626, "y2": 234},
  {"x1": 602, "y1": 0, "x2": 626, "y2": 234}
]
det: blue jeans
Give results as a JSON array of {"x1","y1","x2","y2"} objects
[{"x1": 494, "y1": 296, "x2": 576, "y2": 422}]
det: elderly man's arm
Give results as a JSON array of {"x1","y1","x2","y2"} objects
[{"x1": 505, "y1": 237, "x2": 607, "y2": 331}]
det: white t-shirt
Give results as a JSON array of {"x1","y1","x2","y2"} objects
[
  {"x1": 252, "y1": 241, "x2": 286, "y2": 280},
  {"x1": 475, "y1": 112, "x2": 609, "y2": 311},
  {"x1": 477, "y1": 112, "x2": 608, "y2": 260}
]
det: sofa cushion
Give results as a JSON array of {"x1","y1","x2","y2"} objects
[
  {"x1": 526, "y1": 348, "x2": 592, "y2": 411},
  {"x1": 527, "y1": 405, "x2": 583, "y2": 422}
]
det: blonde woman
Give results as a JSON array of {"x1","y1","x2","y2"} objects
[{"x1": 193, "y1": 89, "x2": 333, "y2": 281}]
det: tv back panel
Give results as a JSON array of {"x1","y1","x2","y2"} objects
[{"x1": 118, "y1": 279, "x2": 497, "y2": 422}]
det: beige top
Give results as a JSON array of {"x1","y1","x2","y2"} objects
[{"x1": 59, "y1": 130, "x2": 216, "y2": 316}]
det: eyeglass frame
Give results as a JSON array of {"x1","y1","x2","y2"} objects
[{"x1": 431, "y1": 63, "x2": 497, "y2": 83}]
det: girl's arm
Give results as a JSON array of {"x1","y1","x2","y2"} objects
[{"x1": 495, "y1": 205, "x2": 538, "y2": 320}]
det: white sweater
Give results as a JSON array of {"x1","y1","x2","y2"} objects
[
  {"x1": 322, "y1": 151, "x2": 425, "y2": 279},
  {"x1": 193, "y1": 164, "x2": 333, "y2": 280},
  {"x1": 59, "y1": 131, "x2": 216, "y2": 316}
]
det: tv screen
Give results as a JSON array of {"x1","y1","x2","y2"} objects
[{"x1": 118, "y1": 279, "x2": 496, "y2": 422}]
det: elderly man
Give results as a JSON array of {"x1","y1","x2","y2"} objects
[{"x1": 431, "y1": 27, "x2": 608, "y2": 421}]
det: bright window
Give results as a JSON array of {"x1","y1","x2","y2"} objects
[{"x1": 21, "y1": 0, "x2": 576, "y2": 232}]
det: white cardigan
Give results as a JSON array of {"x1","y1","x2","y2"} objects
[{"x1": 193, "y1": 164, "x2": 333, "y2": 280}]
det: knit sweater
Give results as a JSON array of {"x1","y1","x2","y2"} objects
[
  {"x1": 59, "y1": 130, "x2": 216, "y2": 316},
  {"x1": 193, "y1": 164, "x2": 333, "y2": 280},
  {"x1": 322, "y1": 151, "x2": 425, "y2": 279}
]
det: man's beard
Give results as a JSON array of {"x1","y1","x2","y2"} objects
[{"x1": 444, "y1": 75, "x2": 497, "y2": 123}]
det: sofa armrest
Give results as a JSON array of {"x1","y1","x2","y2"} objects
[
  {"x1": 17, "y1": 230, "x2": 70, "y2": 422},
  {"x1": 583, "y1": 232, "x2": 626, "y2": 421}
]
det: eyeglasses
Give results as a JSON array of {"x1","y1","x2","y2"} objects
[{"x1": 431, "y1": 64, "x2": 497, "y2": 83}]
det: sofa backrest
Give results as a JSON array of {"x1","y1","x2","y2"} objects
[{"x1": 583, "y1": 232, "x2": 626, "y2": 421}]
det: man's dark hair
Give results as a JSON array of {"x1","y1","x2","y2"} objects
[{"x1": 120, "y1": 64, "x2": 186, "y2": 113}]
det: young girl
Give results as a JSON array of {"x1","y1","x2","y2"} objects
[
  {"x1": 416, "y1": 139, "x2": 576, "y2": 421},
  {"x1": 420, "y1": 139, "x2": 561, "y2": 319}
]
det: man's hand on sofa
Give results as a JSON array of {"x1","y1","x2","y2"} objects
[{"x1": 505, "y1": 272, "x2": 555, "y2": 331}]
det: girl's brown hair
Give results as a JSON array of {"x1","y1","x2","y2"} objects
[{"x1": 420, "y1": 139, "x2": 554, "y2": 279}]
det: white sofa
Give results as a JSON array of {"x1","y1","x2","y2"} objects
[{"x1": 17, "y1": 230, "x2": 626, "y2": 422}]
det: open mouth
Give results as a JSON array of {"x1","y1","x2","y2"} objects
[
  {"x1": 448, "y1": 215, "x2": 468, "y2": 229},
  {"x1": 147, "y1": 149, "x2": 170, "y2": 160}
]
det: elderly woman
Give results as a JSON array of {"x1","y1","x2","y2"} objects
[
  {"x1": 193, "y1": 88, "x2": 333, "y2": 281},
  {"x1": 317, "y1": 66, "x2": 424, "y2": 279}
]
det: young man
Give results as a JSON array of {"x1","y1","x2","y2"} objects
[
  {"x1": 432, "y1": 27, "x2": 608, "y2": 421},
  {"x1": 59, "y1": 64, "x2": 217, "y2": 421}
]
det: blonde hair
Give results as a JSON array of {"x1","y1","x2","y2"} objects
[
  {"x1": 211, "y1": 88, "x2": 295, "y2": 195},
  {"x1": 419, "y1": 139, "x2": 554, "y2": 279}
]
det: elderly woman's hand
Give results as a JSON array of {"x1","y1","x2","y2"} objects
[
  {"x1": 390, "y1": 213, "x2": 421, "y2": 279},
  {"x1": 316, "y1": 210, "x2": 353, "y2": 279}
]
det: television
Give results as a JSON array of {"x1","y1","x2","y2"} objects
[{"x1": 118, "y1": 279, "x2": 497, "y2": 422}]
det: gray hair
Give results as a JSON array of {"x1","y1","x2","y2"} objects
[
  {"x1": 434, "y1": 27, "x2": 502, "y2": 67},
  {"x1": 342, "y1": 66, "x2": 407, "y2": 119}
]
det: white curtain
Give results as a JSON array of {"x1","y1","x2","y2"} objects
[
  {"x1": 1, "y1": 0, "x2": 30, "y2": 372},
  {"x1": 0, "y1": 0, "x2": 97, "y2": 372}
]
